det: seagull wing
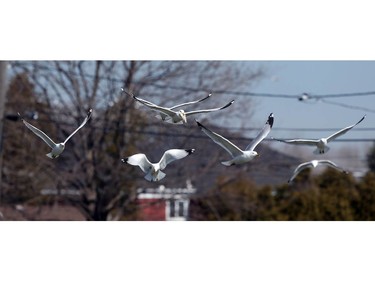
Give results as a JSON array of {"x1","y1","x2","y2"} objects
[
  {"x1": 185, "y1": 100, "x2": 234, "y2": 116},
  {"x1": 246, "y1": 113, "x2": 274, "y2": 151},
  {"x1": 196, "y1": 120, "x2": 243, "y2": 158},
  {"x1": 159, "y1": 149, "x2": 195, "y2": 170},
  {"x1": 274, "y1": 138, "x2": 319, "y2": 146},
  {"x1": 169, "y1": 93, "x2": 212, "y2": 110},
  {"x1": 133, "y1": 95, "x2": 176, "y2": 116},
  {"x1": 63, "y1": 109, "x2": 93, "y2": 144},
  {"x1": 318, "y1": 160, "x2": 348, "y2": 173},
  {"x1": 326, "y1": 115, "x2": 366, "y2": 142},
  {"x1": 288, "y1": 161, "x2": 314, "y2": 183},
  {"x1": 122, "y1": 88, "x2": 158, "y2": 106},
  {"x1": 122, "y1": 153, "x2": 152, "y2": 173},
  {"x1": 132, "y1": 96, "x2": 159, "y2": 107},
  {"x1": 20, "y1": 116, "x2": 56, "y2": 148}
]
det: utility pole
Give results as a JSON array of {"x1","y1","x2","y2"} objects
[{"x1": 0, "y1": 61, "x2": 9, "y2": 204}]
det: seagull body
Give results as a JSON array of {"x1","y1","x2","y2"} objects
[
  {"x1": 127, "y1": 90, "x2": 233, "y2": 124},
  {"x1": 19, "y1": 109, "x2": 92, "y2": 159},
  {"x1": 288, "y1": 159, "x2": 349, "y2": 183},
  {"x1": 274, "y1": 115, "x2": 366, "y2": 154},
  {"x1": 121, "y1": 149, "x2": 195, "y2": 182},
  {"x1": 196, "y1": 113, "x2": 274, "y2": 166}
]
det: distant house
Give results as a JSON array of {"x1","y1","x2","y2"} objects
[{"x1": 136, "y1": 180, "x2": 196, "y2": 221}]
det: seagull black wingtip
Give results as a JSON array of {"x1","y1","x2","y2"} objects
[
  {"x1": 186, "y1": 148, "x2": 195, "y2": 155},
  {"x1": 86, "y1": 108, "x2": 93, "y2": 120},
  {"x1": 358, "y1": 115, "x2": 366, "y2": 124},
  {"x1": 220, "y1": 100, "x2": 235, "y2": 110},
  {"x1": 199, "y1": 92, "x2": 213, "y2": 102},
  {"x1": 121, "y1": 158, "x2": 128, "y2": 163},
  {"x1": 196, "y1": 120, "x2": 208, "y2": 130},
  {"x1": 17, "y1": 112, "x2": 25, "y2": 121},
  {"x1": 266, "y1": 113, "x2": 274, "y2": 128}
]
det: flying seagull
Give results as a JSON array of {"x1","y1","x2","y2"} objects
[
  {"x1": 196, "y1": 113, "x2": 274, "y2": 166},
  {"x1": 121, "y1": 149, "x2": 195, "y2": 182},
  {"x1": 19, "y1": 109, "x2": 92, "y2": 159},
  {"x1": 274, "y1": 115, "x2": 366, "y2": 154},
  {"x1": 124, "y1": 89, "x2": 233, "y2": 124},
  {"x1": 288, "y1": 159, "x2": 349, "y2": 183},
  {"x1": 121, "y1": 88, "x2": 213, "y2": 122}
]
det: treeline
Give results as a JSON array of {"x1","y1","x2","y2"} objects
[{"x1": 190, "y1": 166, "x2": 375, "y2": 221}]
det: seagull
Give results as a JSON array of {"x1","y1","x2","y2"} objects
[
  {"x1": 19, "y1": 108, "x2": 92, "y2": 159},
  {"x1": 121, "y1": 149, "x2": 195, "y2": 182},
  {"x1": 124, "y1": 89, "x2": 234, "y2": 124},
  {"x1": 288, "y1": 159, "x2": 349, "y2": 183},
  {"x1": 196, "y1": 113, "x2": 274, "y2": 166},
  {"x1": 122, "y1": 88, "x2": 213, "y2": 122},
  {"x1": 273, "y1": 115, "x2": 366, "y2": 154}
]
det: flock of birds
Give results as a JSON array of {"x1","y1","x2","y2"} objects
[{"x1": 18, "y1": 89, "x2": 366, "y2": 184}]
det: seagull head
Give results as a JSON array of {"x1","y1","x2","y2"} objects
[
  {"x1": 251, "y1": 151, "x2": 259, "y2": 158},
  {"x1": 57, "y1": 143, "x2": 65, "y2": 150},
  {"x1": 151, "y1": 164, "x2": 160, "y2": 179},
  {"x1": 47, "y1": 143, "x2": 66, "y2": 159},
  {"x1": 178, "y1": 110, "x2": 187, "y2": 123},
  {"x1": 49, "y1": 143, "x2": 65, "y2": 158}
]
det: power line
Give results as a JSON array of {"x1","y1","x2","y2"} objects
[
  {"x1": 298, "y1": 93, "x2": 375, "y2": 114},
  {"x1": 320, "y1": 99, "x2": 375, "y2": 114},
  {"x1": 10, "y1": 116, "x2": 375, "y2": 143},
  {"x1": 9, "y1": 110, "x2": 375, "y2": 133},
  {"x1": 11, "y1": 62, "x2": 375, "y2": 100},
  {"x1": 313, "y1": 91, "x2": 375, "y2": 99}
]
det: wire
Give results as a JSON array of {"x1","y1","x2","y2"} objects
[
  {"x1": 11, "y1": 62, "x2": 375, "y2": 100},
  {"x1": 11, "y1": 116, "x2": 375, "y2": 143},
  {"x1": 320, "y1": 99, "x2": 375, "y2": 114},
  {"x1": 313, "y1": 91, "x2": 375, "y2": 99}
]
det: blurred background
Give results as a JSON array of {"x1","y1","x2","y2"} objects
[{"x1": 0, "y1": 60, "x2": 374, "y2": 221}]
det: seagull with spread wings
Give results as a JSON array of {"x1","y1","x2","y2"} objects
[
  {"x1": 274, "y1": 115, "x2": 366, "y2": 154},
  {"x1": 288, "y1": 159, "x2": 349, "y2": 183},
  {"x1": 196, "y1": 113, "x2": 274, "y2": 166},
  {"x1": 122, "y1": 88, "x2": 213, "y2": 122},
  {"x1": 121, "y1": 149, "x2": 195, "y2": 182},
  {"x1": 124, "y1": 89, "x2": 234, "y2": 124},
  {"x1": 19, "y1": 109, "x2": 92, "y2": 159}
]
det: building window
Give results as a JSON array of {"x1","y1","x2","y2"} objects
[
  {"x1": 167, "y1": 199, "x2": 189, "y2": 221},
  {"x1": 178, "y1": 201, "x2": 184, "y2": 217},
  {"x1": 169, "y1": 200, "x2": 175, "y2": 218}
]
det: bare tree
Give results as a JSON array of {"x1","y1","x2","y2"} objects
[{"x1": 9, "y1": 61, "x2": 263, "y2": 220}]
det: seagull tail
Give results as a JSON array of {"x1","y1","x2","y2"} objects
[
  {"x1": 145, "y1": 171, "x2": 166, "y2": 182},
  {"x1": 221, "y1": 160, "x2": 235, "y2": 166},
  {"x1": 155, "y1": 171, "x2": 166, "y2": 181},
  {"x1": 46, "y1": 152, "x2": 55, "y2": 159},
  {"x1": 313, "y1": 146, "x2": 330, "y2": 155}
]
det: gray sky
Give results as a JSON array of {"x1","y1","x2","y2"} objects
[{"x1": 248, "y1": 61, "x2": 375, "y2": 173}]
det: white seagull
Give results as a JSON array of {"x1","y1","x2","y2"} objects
[
  {"x1": 125, "y1": 90, "x2": 234, "y2": 124},
  {"x1": 19, "y1": 109, "x2": 92, "y2": 159},
  {"x1": 122, "y1": 88, "x2": 213, "y2": 122},
  {"x1": 196, "y1": 113, "x2": 274, "y2": 166},
  {"x1": 274, "y1": 115, "x2": 366, "y2": 154},
  {"x1": 121, "y1": 149, "x2": 195, "y2": 182},
  {"x1": 288, "y1": 159, "x2": 349, "y2": 183}
]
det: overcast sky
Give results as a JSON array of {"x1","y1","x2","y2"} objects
[{"x1": 247, "y1": 61, "x2": 375, "y2": 172}]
